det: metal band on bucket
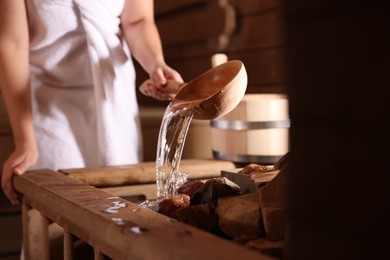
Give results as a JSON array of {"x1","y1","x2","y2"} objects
[
  {"x1": 210, "y1": 119, "x2": 291, "y2": 130},
  {"x1": 212, "y1": 150, "x2": 284, "y2": 165}
]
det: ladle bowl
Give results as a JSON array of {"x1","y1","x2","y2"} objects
[{"x1": 167, "y1": 60, "x2": 248, "y2": 120}]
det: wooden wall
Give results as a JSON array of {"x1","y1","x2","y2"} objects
[{"x1": 136, "y1": 0, "x2": 284, "y2": 106}]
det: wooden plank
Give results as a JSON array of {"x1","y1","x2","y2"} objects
[
  {"x1": 14, "y1": 170, "x2": 271, "y2": 260},
  {"x1": 101, "y1": 183, "x2": 157, "y2": 200},
  {"x1": 63, "y1": 230, "x2": 73, "y2": 260},
  {"x1": 26, "y1": 209, "x2": 49, "y2": 260},
  {"x1": 157, "y1": 3, "x2": 234, "y2": 47},
  {"x1": 155, "y1": 0, "x2": 208, "y2": 15},
  {"x1": 160, "y1": 7, "x2": 283, "y2": 57},
  {"x1": 21, "y1": 201, "x2": 30, "y2": 260},
  {"x1": 93, "y1": 248, "x2": 104, "y2": 260},
  {"x1": 228, "y1": 10, "x2": 283, "y2": 51},
  {"x1": 163, "y1": 41, "x2": 214, "y2": 59},
  {"x1": 230, "y1": 0, "x2": 282, "y2": 16},
  {"x1": 59, "y1": 159, "x2": 235, "y2": 187},
  {"x1": 228, "y1": 48, "x2": 284, "y2": 86}
]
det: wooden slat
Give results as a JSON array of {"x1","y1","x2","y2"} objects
[
  {"x1": 155, "y1": 0, "x2": 208, "y2": 15},
  {"x1": 14, "y1": 170, "x2": 271, "y2": 260},
  {"x1": 101, "y1": 183, "x2": 156, "y2": 200},
  {"x1": 230, "y1": 0, "x2": 282, "y2": 15},
  {"x1": 228, "y1": 10, "x2": 283, "y2": 51},
  {"x1": 163, "y1": 41, "x2": 214, "y2": 59},
  {"x1": 229, "y1": 48, "x2": 284, "y2": 86},
  {"x1": 157, "y1": 3, "x2": 235, "y2": 47},
  {"x1": 63, "y1": 230, "x2": 73, "y2": 260},
  {"x1": 21, "y1": 201, "x2": 30, "y2": 260},
  {"x1": 59, "y1": 159, "x2": 235, "y2": 187},
  {"x1": 26, "y1": 209, "x2": 50, "y2": 260},
  {"x1": 160, "y1": 6, "x2": 283, "y2": 56},
  {"x1": 93, "y1": 248, "x2": 104, "y2": 260}
]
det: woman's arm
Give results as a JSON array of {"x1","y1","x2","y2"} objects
[
  {"x1": 120, "y1": 0, "x2": 183, "y2": 99},
  {"x1": 0, "y1": 0, "x2": 38, "y2": 205}
]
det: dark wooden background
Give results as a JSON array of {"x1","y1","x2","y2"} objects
[{"x1": 283, "y1": 0, "x2": 390, "y2": 259}]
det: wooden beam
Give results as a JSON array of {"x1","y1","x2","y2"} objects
[
  {"x1": 26, "y1": 208, "x2": 50, "y2": 260},
  {"x1": 14, "y1": 170, "x2": 270, "y2": 259},
  {"x1": 155, "y1": 0, "x2": 208, "y2": 15},
  {"x1": 21, "y1": 200, "x2": 30, "y2": 260},
  {"x1": 157, "y1": 2, "x2": 235, "y2": 49},
  {"x1": 63, "y1": 230, "x2": 73, "y2": 260},
  {"x1": 230, "y1": 0, "x2": 282, "y2": 16},
  {"x1": 59, "y1": 159, "x2": 235, "y2": 187},
  {"x1": 228, "y1": 10, "x2": 283, "y2": 51}
]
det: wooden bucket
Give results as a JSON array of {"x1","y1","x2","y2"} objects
[{"x1": 211, "y1": 94, "x2": 290, "y2": 165}]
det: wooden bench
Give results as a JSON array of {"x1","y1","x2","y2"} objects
[{"x1": 14, "y1": 159, "x2": 273, "y2": 259}]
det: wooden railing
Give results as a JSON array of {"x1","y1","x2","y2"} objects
[{"x1": 14, "y1": 160, "x2": 273, "y2": 260}]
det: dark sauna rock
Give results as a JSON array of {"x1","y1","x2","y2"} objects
[
  {"x1": 216, "y1": 193, "x2": 263, "y2": 239},
  {"x1": 173, "y1": 203, "x2": 218, "y2": 232},
  {"x1": 191, "y1": 177, "x2": 241, "y2": 205},
  {"x1": 157, "y1": 194, "x2": 190, "y2": 217},
  {"x1": 259, "y1": 164, "x2": 288, "y2": 241},
  {"x1": 273, "y1": 152, "x2": 290, "y2": 170},
  {"x1": 177, "y1": 180, "x2": 204, "y2": 198},
  {"x1": 238, "y1": 163, "x2": 271, "y2": 175}
]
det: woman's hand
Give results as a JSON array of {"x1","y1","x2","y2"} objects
[
  {"x1": 140, "y1": 63, "x2": 184, "y2": 100},
  {"x1": 1, "y1": 144, "x2": 38, "y2": 205}
]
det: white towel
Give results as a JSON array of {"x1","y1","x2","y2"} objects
[{"x1": 27, "y1": 0, "x2": 142, "y2": 171}]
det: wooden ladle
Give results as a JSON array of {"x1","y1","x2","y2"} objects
[{"x1": 140, "y1": 60, "x2": 247, "y2": 120}]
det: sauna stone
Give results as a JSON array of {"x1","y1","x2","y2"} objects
[
  {"x1": 173, "y1": 203, "x2": 218, "y2": 232},
  {"x1": 190, "y1": 177, "x2": 240, "y2": 205},
  {"x1": 258, "y1": 163, "x2": 288, "y2": 241},
  {"x1": 216, "y1": 193, "x2": 263, "y2": 239},
  {"x1": 177, "y1": 180, "x2": 205, "y2": 198},
  {"x1": 157, "y1": 194, "x2": 190, "y2": 217}
]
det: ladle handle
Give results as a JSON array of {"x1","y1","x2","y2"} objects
[
  {"x1": 163, "y1": 80, "x2": 186, "y2": 94},
  {"x1": 139, "y1": 79, "x2": 185, "y2": 97}
]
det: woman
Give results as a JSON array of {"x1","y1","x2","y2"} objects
[{"x1": 0, "y1": 0, "x2": 183, "y2": 205}]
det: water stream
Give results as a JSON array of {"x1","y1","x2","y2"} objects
[{"x1": 156, "y1": 102, "x2": 195, "y2": 198}]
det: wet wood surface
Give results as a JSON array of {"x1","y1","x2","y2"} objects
[
  {"x1": 14, "y1": 169, "x2": 272, "y2": 260},
  {"x1": 59, "y1": 159, "x2": 235, "y2": 187}
]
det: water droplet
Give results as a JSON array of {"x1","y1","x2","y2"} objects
[
  {"x1": 111, "y1": 218, "x2": 125, "y2": 225},
  {"x1": 130, "y1": 226, "x2": 149, "y2": 234},
  {"x1": 166, "y1": 218, "x2": 176, "y2": 223},
  {"x1": 132, "y1": 208, "x2": 140, "y2": 212},
  {"x1": 104, "y1": 201, "x2": 127, "y2": 214}
]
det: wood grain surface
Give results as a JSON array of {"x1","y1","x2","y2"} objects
[
  {"x1": 14, "y1": 169, "x2": 272, "y2": 260},
  {"x1": 59, "y1": 159, "x2": 235, "y2": 187}
]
